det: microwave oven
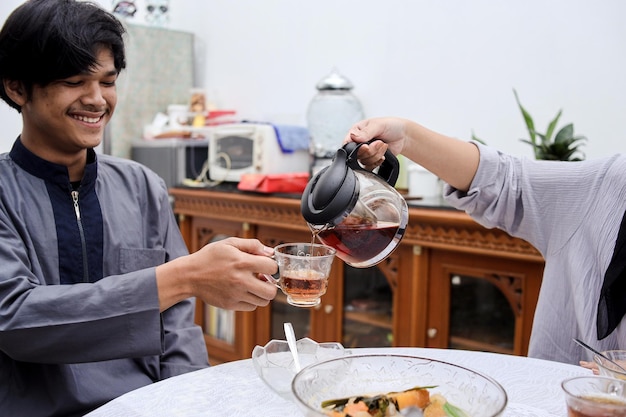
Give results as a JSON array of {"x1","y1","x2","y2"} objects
[
  {"x1": 131, "y1": 138, "x2": 210, "y2": 188},
  {"x1": 208, "y1": 123, "x2": 310, "y2": 182}
]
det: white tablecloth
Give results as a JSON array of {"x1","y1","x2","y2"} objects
[{"x1": 85, "y1": 347, "x2": 588, "y2": 417}]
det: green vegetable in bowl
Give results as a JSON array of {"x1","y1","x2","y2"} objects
[{"x1": 443, "y1": 402, "x2": 471, "y2": 417}]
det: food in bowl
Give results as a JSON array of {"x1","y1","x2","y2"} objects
[
  {"x1": 593, "y1": 350, "x2": 626, "y2": 381},
  {"x1": 292, "y1": 354, "x2": 507, "y2": 417},
  {"x1": 320, "y1": 385, "x2": 468, "y2": 417}
]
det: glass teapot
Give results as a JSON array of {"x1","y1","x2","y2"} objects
[{"x1": 300, "y1": 140, "x2": 409, "y2": 268}]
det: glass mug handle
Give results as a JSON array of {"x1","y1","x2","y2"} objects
[
  {"x1": 260, "y1": 257, "x2": 280, "y2": 288},
  {"x1": 260, "y1": 272, "x2": 280, "y2": 288}
]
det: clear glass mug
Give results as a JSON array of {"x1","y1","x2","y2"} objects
[
  {"x1": 262, "y1": 243, "x2": 336, "y2": 307},
  {"x1": 561, "y1": 376, "x2": 626, "y2": 416}
]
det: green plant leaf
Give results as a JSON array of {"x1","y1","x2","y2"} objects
[
  {"x1": 535, "y1": 132, "x2": 548, "y2": 145},
  {"x1": 513, "y1": 89, "x2": 538, "y2": 157},
  {"x1": 513, "y1": 90, "x2": 586, "y2": 161},
  {"x1": 544, "y1": 109, "x2": 563, "y2": 143},
  {"x1": 513, "y1": 89, "x2": 535, "y2": 136},
  {"x1": 470, "y1": 130, "x2": 487, "y2": 145},
  {"x1": 554, "y1": 123, "x2": 574, "y2": 144}
]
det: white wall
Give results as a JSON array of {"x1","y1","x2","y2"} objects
[
  {"x1": 1, "y1": 0, "x2": 625, "y2": 159},
  {"x1": 0, "y1": 0, "x2": 23, "y2": 152}
]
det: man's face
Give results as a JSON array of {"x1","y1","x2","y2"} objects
[{"x1": 19, "y1": 47, "x2": 118, "y2": 163}]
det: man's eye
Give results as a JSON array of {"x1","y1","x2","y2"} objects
[{"x1": 64, "y1": 80, "x2": 82, "y2": 86}]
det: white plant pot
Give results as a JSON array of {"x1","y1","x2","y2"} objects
[{"x1": 408, "y1": 164, "x2": 441, "y2": 198}]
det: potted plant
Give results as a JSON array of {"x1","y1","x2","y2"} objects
[
  {"x1": 472, "y1": 90, "x2": 588, "y2": 161},
  {"x1": 513, "y1": 89, "x2": 587, "y2": 161}
]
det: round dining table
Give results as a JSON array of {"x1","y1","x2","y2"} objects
[{"x1": 84, "y1": 347, "x2": 588, "y2": 417}]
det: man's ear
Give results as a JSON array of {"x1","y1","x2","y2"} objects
[{"x1": 3, "y1": 79, "x2": 27, "y2": 107}]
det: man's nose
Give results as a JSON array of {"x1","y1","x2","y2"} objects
[{"x1": 81, "y1": 82, "x2": 107, "y2": 106}]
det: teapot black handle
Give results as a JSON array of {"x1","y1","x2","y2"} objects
[{"x1": 343, "y1": 139, "x2": 400, "y2": 187}]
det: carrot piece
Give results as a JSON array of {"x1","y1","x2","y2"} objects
[
  {"x1": 323, "y1": 411, "x2": 347, "y2": 417},
  {"x1": 343, "y1": 400, "x2": 369, "y2": 414},
  {"x1": 424, "y1": 394, "x2": 448, "y2": 417},
  {"x1": 390, "y1": 388, "x2": 430, "y2": 410}
]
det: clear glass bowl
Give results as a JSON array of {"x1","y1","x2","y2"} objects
[
  {"x1": 594, "y1": 350, "x2": 626, "y2": 381},
  {"x1": 251, "y1": 337, "x2": 345, "y2": 399},
  {"x1": 291, "y1": 354, "x2": 507, "y2": 417}
]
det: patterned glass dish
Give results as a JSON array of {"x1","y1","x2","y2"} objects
[
  {"x1": 252, "y1": 338, "x2": 345, "y2": 399},
  {"x1": 291, "y1": 354, "x2": 507, "y2": 417}
]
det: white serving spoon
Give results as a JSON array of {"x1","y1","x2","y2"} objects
[{"x1": 284, "y1": 322, "x2": 302, "y2": 372}]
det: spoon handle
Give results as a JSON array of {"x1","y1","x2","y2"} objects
[{"x1": 284, "y1": 322, "x2": 302, "y2": 372}]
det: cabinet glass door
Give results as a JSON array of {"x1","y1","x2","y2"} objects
[
  {"x1": 428, "y1": 250, "x2": 535, "y2": 355},
  {"x1": 448, "y1": 274, "x2": 515, "y2": 353},
  {"x1": 270, "y1": 293, "x2": 312, "y2": 340},
  {"x1": 342, "y1": 265, "x2": 393, "y2": 348},
  {"x1": 202, "y1": 303, "x2": 236, "y2": 345},
  {"x1": 261, "y1": 226, "x2": 399, "y2": 349},
  {"x1": 269, "y1": 258, "x2": 395, "y2": 347}
]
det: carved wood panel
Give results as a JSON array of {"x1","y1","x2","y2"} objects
[{"x1": 172, "y1": 189, "x2": 542, "y2": 261}]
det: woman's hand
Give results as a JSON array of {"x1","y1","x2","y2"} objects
[
  {"x1": 579, "y1": 360, "x2": 600, "y2": 375},
  {"x1": 344, "y1": 118, "x2": 409, "y2": 170}
]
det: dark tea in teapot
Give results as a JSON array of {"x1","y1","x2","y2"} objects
[{"x1": 315, "y1": 221, "x2": 400, "y2": 267}]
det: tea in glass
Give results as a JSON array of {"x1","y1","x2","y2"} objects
[
  {"x1": 268, "y1": 243, "x2": 336, "y2": 307},
  {"x1": 562, "y1": 376, "x2": 626, "y2": 417}
]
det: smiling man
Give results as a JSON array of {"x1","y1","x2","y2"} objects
[{"x1": 0, "y1": 1, "x2": 278, "y2": 416}]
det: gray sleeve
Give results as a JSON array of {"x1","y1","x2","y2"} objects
[
  {"x1": 0, "y1": 265, "x2": 163, "y2": 363},
  {"x1": 443, "y1": 143, "x2": 609, "y2": 256},
  {"x1": 157, "y1": 187, "x2": 210, "y2": 375}
]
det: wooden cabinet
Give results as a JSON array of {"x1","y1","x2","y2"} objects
[{"x1": 169, "y1": 187, "x2": 545, "y2": 364}]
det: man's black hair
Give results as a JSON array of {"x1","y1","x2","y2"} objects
[{"x1": 0, "y1": 0, "x2": 127, "y2": 111}]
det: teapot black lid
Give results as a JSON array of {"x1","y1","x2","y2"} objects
[
  {"x1": 300, "y1": 148, "x2": 359, "y2": 226},
  {"x1": 301, "y1": 140, "x2": 400, "y2": 226}
]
